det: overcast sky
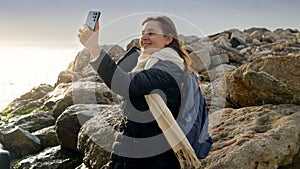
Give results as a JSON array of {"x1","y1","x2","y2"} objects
[{"x1": 0, "y1": 0, "x2": 299, "y2": 45}]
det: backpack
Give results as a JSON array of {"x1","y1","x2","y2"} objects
[{"x1": 177, "y1": 67, "x2": 213, "y2": 159}]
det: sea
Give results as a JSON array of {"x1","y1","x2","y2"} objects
[{"x1": 0, "y1": 43, "x2": 83, "y2": 111}]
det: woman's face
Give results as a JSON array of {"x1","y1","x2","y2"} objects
[{"x1": 139, "y1": 21, "x2": 171, "y2": 50}]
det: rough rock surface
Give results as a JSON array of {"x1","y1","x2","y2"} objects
[
  {"x1": 202, "y1": 104, "x2": 300, "y2": 169},
  {"x1": 77, "y1": 105, "x2": 123, "y2": 169},
  {"x1": 15, "y1": 146, "x2": 83, "y2": 169},
  {"x1": 0, "y1": 126, "x2": 41, "y2": 159},
  {"x1": 55, "y1": 104, "x2": 111, "y2": 152},
  {"x1": 214, "y1": 55, "x2": 300, "y2": 108}
]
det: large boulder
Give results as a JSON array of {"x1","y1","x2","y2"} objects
[
  {"x1": 202, "y1": 104, "x2": 300, "y2": 169},
  {"x1": 216, "y1": 54, "x2": 300, "y2": 108},
  {"x1": 55, "y1": 104, "x2": 111, "y2": 152},
  {"x1": 77, "y1": 105, "x2": 123, "y2": 169}
]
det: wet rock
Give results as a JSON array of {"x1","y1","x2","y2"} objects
[
  {"x1": 14, "y1": 146, "x2": 82, "y2": 169},
  {"x1": 0, "y1": 126, "x2": 41, "y2": 159},
  {"x1": 6, "y1": 110, "x2": 55, "y2": 132}
]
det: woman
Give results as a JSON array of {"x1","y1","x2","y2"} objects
[{"x1": 78, "y1": 15, "x2": 191, "y2": 169}]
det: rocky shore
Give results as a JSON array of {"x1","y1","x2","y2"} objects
[{"x1": 0, "y1": 27, "x2": 299, "y2": 169}]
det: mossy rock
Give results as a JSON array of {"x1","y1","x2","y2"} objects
[{"x1": 1, "y1": 100, "x2": 44, "y2": 121}]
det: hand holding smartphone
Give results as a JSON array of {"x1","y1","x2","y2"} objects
[{"x1": 86, "y1": 11, "x2": 101, "y2": 31}]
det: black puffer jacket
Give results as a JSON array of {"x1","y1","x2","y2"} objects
[{"x1": 90, "y1": 47, "x2": 184, "y2": 169}]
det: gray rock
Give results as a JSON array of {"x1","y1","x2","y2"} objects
[
  {"x1": 71, "y1": 82, "x2": 113, "y2": 105},
  {"x1": 77, "y1": 105, "x2": 123, "y2": 169},
  {"x1": 262, "y1": 31, "x2": 280, "y2": 43},
  {"x1": 218, "y1": 46, "x2": 245, "y2": 63},
  {"x1": 55, "y1": 104, "x2": 111, "y2": 151},
  {"x1": 45, "y1": 82, "x2": 113, "y2": 119},
  {"x1": 32, "y1": 126, "x2": 59, "y2": 149},
  {"x1": 14, "y1": 146, "x2": 82, "y2": 169},
  {"x1": 244, "y1": 27, "x2": 270, "y2": 35},
  {"x1": 213, "y1": 36, "x2": 231, "y2": 48},
  {"x1": 230, "y1": 37, "x2": 247, "y2": 48},
  {"x1": 44, "y1": 83, "x2": 72, "y2": 109},
  {"x1": 210, "y1": 54, "x2": 230, "y2": 67},
  {"x1": 189, "y1": 49, "x2": 211, "y2": 72},
  {"x1": 73, "y1": 48, "x2": 92, "y2": 73},
  {"x1": 208, "y1": 64, "x2": 236, "y2": 81},
  {"x1": 229, "y1": 29, "x2": 247, "y2": 43},
  {"x1": 274, "y1": 28, "x2": 297, "y2": 41},
  {"x1": 188, "y1": 38, "x2": 218, "y2": 56},
  {"x1": 0, "y1": 126, "x2": 41, "y2": 159},
  {"x1": 7, "y1": 110, "x2": 55, "y2": 132},
  {"x1": 252, "y1": 38, "x2": 262, "y2": 45}
]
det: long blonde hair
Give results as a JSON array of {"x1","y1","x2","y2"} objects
[{"x1": 142, "y1": 16, "x2": 191, "y2": 67}]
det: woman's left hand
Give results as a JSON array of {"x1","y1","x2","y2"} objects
[{"x1": 77, "y1": 21, "x2": 101, "y2": 60}]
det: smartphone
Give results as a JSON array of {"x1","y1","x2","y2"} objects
[{"x1": 86, "y1": 11, "x2": 101, "y2": 31}]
